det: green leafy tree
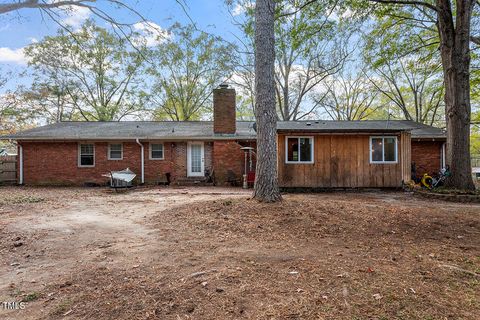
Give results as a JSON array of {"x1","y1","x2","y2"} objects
[
  {"x1": 24, "y1": 20, "x2": 148, "y2": 121},
  {"x1": 0, "y1": 93, "x2": 24, "y2": 135},
  {"x1": 236, "y1": 94, "x2": 256, "y2": 120},
  {"x1": 148, "y1": 24, "x2": 236, "y2": 121},
  {"x1": 359, "y1": 0, "x2": 479, "y2": 189},
  {"x1": 230, "y1": 0, "x2": 350, "y2": 120},
  {"x1": 0, "y1": 70, "x2": 35, "y2": 136},
  {"x1": 21, "y1": 82, "x2": 78, "y2": 123},
  {"x1": 0, "y1": 71, "x2": 12, "y2": 135},
  {"x1": 472, "y1": 110, "x2": 480, "y2": 155},
  {"x1": 366, "y1": 55, "x2": 445, "y2": 125},
  {"x1": 362, "y1": 6, "x2": 445, "y2": 126},
  {"x1": 273, "y1": 1, "x2": 349, "y2": 120},
  {"x1": 351, "y1": 0, "x2": 480, "y2": 189},
  {"x1": 319, "y1": 65, "x2": 381, "y2": 120}
]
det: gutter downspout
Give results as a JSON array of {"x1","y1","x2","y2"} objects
[
  {"x1": 18, "y1": 143, "x2": 24, "y2": 185},
  {"x1": 441, "y1": 142, "x2": 446, "y2": 169},
  {"x1": 135, "y1": 139, "x2": 145, "y2": 184}
]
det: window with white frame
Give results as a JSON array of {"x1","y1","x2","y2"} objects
[
  {"x1": 108, "y1": 143, "x2": 123, "y2": 160},
  {"x1": 150, "y1": 143, "x2": 164, "y2": 160},
  {"x1": 370, "y1": 136, "x2": 397, "y2": 163},
  {"x1": 79, "y1": 144, "x2": 95, "y2": 167},
  {"x1": 286, "y1": 136, "x2": 314, "y2": 163}
]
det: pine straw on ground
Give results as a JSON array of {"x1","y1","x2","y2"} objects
[{"x1": 43, "y1": 193, "x2": 479, "y2": 320}]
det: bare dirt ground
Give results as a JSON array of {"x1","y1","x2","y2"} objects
[{"x1": 0, "y1": 186, "x2": 478, "y2": 320}]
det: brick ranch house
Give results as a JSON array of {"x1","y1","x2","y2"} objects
[{"x1": 1, "y1": 85, "x2": 446, "y2": 188}]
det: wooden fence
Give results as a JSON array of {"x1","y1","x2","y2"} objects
[{"x1": 0, "y1": 155, "x2": 17, "y2": 185}]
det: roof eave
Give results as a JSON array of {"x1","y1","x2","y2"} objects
[
  {"x1": 2, "y1": 135, "x2": 257, "y2": 141},
  {"x1": 277, "y1": 129, "x2": 408, "y2": 134},
  {"x1": 411, "y1": 136, "x2": 447, "y2": 140}
]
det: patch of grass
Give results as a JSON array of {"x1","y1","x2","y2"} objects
[
  {"x1": 22, "y1": 292, "x2": 40, "y2": 302},
  {"x1": 51, "y1": 299, "x2": 72, "y2": 316},
  {"x1": 431, "y1": 187, "x2": 480, "y2": 195},
  {"x1": 0, "y1": 195, "x2": 44, "y2": 205}
]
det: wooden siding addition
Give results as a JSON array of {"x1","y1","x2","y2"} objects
[{"x1": 278, "y1": 133, "x2": 411, "y2": 188}]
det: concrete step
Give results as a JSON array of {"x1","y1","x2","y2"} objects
[{"x1": 174, "y1": 177, "x2": 213, "y2": 186}]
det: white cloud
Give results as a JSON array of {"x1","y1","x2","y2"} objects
[
  {"x1": 330, "y1": 8, "x2": 355, "y2": 22},
  {"x1": 61, "y1": 6, "x2": 91, "y2": 28},
  {"x1": 232, "y1": 4, "x2": 245, "y2": 16},
  {"x1": 341, "y1": 8, "x2": 354, "y2": 19},
  {"x1": 133, "y1": 21, "x2": 170, "y2": 47},
  {"x1": 0, "y1": 47, "x2": 27, "y2": 65},
  {"x1": 0, "y1": 37, "x2": 41, "y2": 65},
  {"x1": 232, "y1": 2, "x2": 255, "y2": 16}
]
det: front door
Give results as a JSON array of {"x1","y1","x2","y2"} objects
[{"x1": 187, "y1": 142, "x2": 204, "y2": 177}]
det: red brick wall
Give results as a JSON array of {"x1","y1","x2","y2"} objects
[
  {"x1": 204, "y1": 142, "x2": 213, "y2": 175},
  {"x1": 411, "y1": 140, "x2": 444, "y2": 177},
  {"x1": 144, "y1": 142, "x2": 174, "y2": 184},
  {"x1": 20, "y1": 141, "x2": 139, "y2": 185},
  {"x1": 18, "y1": 140, "x2": 251, "y2": 186},
  {"x1": 20, "y1": 141, "x2": 180, "y2": 185},
  {"x1": 171, "y1": 142, "x2": 187, "y2": 181},
  {"x1": 212, "y1": 140, "x2": 256, "y2": 185}
]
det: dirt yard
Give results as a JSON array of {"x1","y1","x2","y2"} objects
[{"x1": 0, "y1": 186, "x2": 478, "y2": 320}]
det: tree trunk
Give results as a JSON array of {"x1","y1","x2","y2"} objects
[
  {"x1": 437, "y1": 0, "x2": 475, "y2": 190},
  {"x1": 253, "y1": 0, "x2": 282, "y2": 202}
]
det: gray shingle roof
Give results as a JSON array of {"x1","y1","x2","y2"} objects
[
  {"x1": 277, "y1": 120, "x2": 446, "y2": 139},
  {"x1": 1, "y1": 120, "x2": 445, "y2": 140},
  {"x1": 1, "y1": 121, "x2": 257, "y2": 140}
]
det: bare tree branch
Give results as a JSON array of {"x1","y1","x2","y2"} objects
[
  {"x1": 277, "y1": 0, "x2": 319, "y2": 18},
  {"x1": 0, "y1": 0, "x2": 94, "y2": 14},
  {"x1": 368, "y1": 0, "x2": 438, "y2": 12},
  {"x1": 472, "y1": 35, "x2": 480, "y2": 45}
]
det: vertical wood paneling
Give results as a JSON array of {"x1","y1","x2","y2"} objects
[
  {"x1": 277, "y1": 134, "x2": 285, "y2": 184},
  {"x1": 278, "y1": 133, "x2": 404, "y2": 188},
  {"x1": 407, "y1": 132, "x2": 411, "y2": 182},
  {"x1": 362, "y1": 136, "x2": 372, "y2": 187},
  {"x1": 358, "y1": 137, "x2": 366, "y2": 187},
  {"x1": 340, "y1": 136, "x2": 348, "y2": 187},
  {"x1": 350, "y1": 137, "x2": 359, "y2": 187},
  {"x1": 315, "y1": 136, "x2": 331, "y2": 187},
  {"x1": 330, "y1": 136, "x2": 338, "y2": 187},
  {"x1": 400, "y1": 131, "x2": 412, "y2": 183},
  {"x1": 315, "y1": 135, "x2": 323, "y2": 186}
]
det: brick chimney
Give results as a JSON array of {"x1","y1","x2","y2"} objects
[{"x1": 213, "y1": 84, "x2": 236, "y2": 134}]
